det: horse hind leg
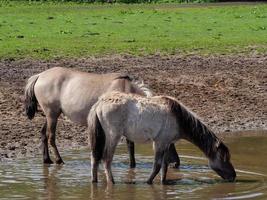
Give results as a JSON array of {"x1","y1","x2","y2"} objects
[
  {"x1": 103, "y1": 157, "x2": 115, "y2": 185},
  {"x1": 46, "y1": 115, "x2": 64, "y2": 165},
  {"x1": 91, "y1": 155, "x2": 100, "y2": 183},
  {"x1": 41, "y1": 121, "x2": 53, "y2": 164},
  {"x1": 103, "y1": 147, "x2": 116, "y2": 184},
  {"x1": 102, "y1": 136, "x2": 121, "y2": 184},
  {"x1": 161, "y1": 145, "x2": 172, "y2": 184}
]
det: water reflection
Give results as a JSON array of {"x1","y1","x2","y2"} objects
[
  {"x1": 42, "y1": 165, "x2": 62, "y2": 200},
  {"x1": 0, "y1": 134, "x2": 267, "y2": 200}
]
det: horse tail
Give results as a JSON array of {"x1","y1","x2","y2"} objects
[
  {"x1": 24, "y1": 74, "x2": 39, "y2": 120},
  {"x1": 87, "y1": 105, "x2": 106, "y2": 162},
  {"x1": 165, "y1": 97, "x2": 221, "y2": 158}
]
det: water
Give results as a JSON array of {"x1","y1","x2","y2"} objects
[{"x1": 0, "y1": 134, "x2": 267, "y2": 200}]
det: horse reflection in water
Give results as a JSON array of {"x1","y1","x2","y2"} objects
[
  {"x1": 42, "y1": 165, "x2": 62, "y2": 200},
  {"x1": 87, "y1": 92, "x2": 236, "y2": 184}
]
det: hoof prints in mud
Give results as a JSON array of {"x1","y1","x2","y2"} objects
[{"x1": 0, "y1": 54, "x2": 266, "y2": 159}]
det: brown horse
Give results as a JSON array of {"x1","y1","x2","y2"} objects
[
  {"x1": 88, "y1": 92, "x2": 236, "y2": 184},
  {"x1": 25, "y1": 67, "x2": 180, "y2": 166}
]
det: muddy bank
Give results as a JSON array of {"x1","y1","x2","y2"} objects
[{"x1": 0, "y1": 54, "x2": 266, "y2": 159}]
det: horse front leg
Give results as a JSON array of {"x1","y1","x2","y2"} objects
[
  {"x1": 41, "y1": 121, "x2": 53, "y2": 164},
  {"x1": 168, "y1": 143, "x2": 180, "y2": 168},
  {"x1": 161, "y1": 146, "x2": 171, "y2": 184},
  {"x1": 146, "y1": 144, "x2": 165, "y2": 184},
  {"x1": 126, "y1": 139, "x2": 136, "y2": 168}
]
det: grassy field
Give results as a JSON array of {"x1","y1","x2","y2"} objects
[{"x1": 0, "y1": 2, "x2": 266, "y2": 59}]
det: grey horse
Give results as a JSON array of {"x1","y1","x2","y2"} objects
[{"x1": 87, "y1": 92, "x2": 236, "y2": 184}]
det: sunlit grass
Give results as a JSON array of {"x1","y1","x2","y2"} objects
[{"x1": 0, "y1": 2, "x2": 266, "y2": 59}]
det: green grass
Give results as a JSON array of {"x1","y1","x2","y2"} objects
[{"x1": 0, "y1": 2, "x2": 267, "y2": 59}]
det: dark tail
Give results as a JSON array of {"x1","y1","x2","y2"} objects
[
  {"x1": 87, "y1": 106, "x2": 106, "y2": 162},
  {"x1": 24, "y1": 74, "x2": 39, "y2": 120},
  {"x1": 165, "y1": 97, "x2": 220, "y2": 159}
]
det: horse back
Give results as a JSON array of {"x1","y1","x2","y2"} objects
[
  {"x1": 96, "y1": 92, "x2": 178, "y2": 143},
  {"x1": 34, "y1": 67, "x2": 134, "y2": 125}
]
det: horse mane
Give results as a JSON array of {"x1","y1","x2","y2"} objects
[
  {"x1": 132, "y1": 80, "x2": 153, "y2": 97},
  {"x1": 163, "y1": 96, "x2": 230, "y2": 160},
  {"x1": 114, "y1": 74, "x2": 132, "y2": 81},
  {"x1": 114, "y1": 74, "x2": 152, "y2": 97}
]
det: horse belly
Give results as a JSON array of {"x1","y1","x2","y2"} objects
[
  {"x1": 126, "y1": 130, "x2": 152, "y2": 143},
  {"x1": 124, "y1": 118, "x2": 162, "y2": 144},
  {"x1": 62, "y1": 107, "x2": 90, "y2": 126},
  {"x1": 60, "y1": 81, "x2": 103, "y2": 125},
  {"x1": 60, "y1": 96, "x2": 96, "y2": 126}
]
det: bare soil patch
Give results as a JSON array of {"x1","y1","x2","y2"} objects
[{"x1": 0, "y1": 54, "x2": 266, "y2": 160}]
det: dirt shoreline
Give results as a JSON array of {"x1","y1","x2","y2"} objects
[{"x1": 0, "y1": 54, "x2": 266, "y2": 160}]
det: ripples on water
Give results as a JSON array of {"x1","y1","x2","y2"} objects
[{"x1": 0, "y1": 135, "x2": 267, "y2": 200}]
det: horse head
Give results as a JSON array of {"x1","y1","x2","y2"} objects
[{"x1": 209, "y1": 141, "x2": 236, "y2": 182}]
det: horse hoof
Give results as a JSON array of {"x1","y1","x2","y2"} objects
[
  {"x1": 146, "y1": 180, "x2": 153, "y2": 185},
  {"x1": 43, "y1": 159, "x2": 54, "y2": 164},
  {"x1": 56, "y1": 159, "x2": 64, "y2": 165}
]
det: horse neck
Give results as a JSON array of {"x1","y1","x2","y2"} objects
[
  {"x1": 166, "y1": 97, "x2": 218, "y2": 159},
  {"x1": 181, "y1": 120, "x2": 218, "y2": 159}
]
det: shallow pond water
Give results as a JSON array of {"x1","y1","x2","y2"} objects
[{"x1": 0, "y1": 134, "x2": 267, "y2": 200}]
